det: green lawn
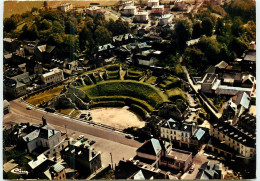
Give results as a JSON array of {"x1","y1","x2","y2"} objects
[
  {"x1": 166, "y1": 88, "x2": 186, "y2": 101},
  {"x1": 145, "y1": 76, "x2": 157, "y2": 84},
  {"x1": 78, "y1": 80, "x2": 168, "y2": 110},
  {"x1": 57, "y1": 108, "x2": 74, "y2": 115},
  {"x1": 26, "y1": 85, "x2": 64, "y2": 105}
]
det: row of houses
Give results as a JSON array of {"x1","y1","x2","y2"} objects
[{"x1": 4, "y1": 119, "x2": 102, "y2": 179}]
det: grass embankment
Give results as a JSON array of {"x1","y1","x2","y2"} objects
[
  {"x1": 166, "y1": 87, "x2": 186, "y2": 101},
  {"x1": 78, "y1": 80, "x2": 168, "y2": 112},
  {"x1": 158, "y1": 76, "x2": 181, "y2": 89},
  {"x1": 26, "y1": 85, "x2": 64, "y2": 105}
]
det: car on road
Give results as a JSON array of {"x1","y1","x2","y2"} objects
[
  {"x1": 189, "y1": 165, "x2": 194, "y2": 173},
  {"x1": 125, "y1": 134, "x2": 134, "y2": 139},
  {"x1": 207, "y1": 155, "x2": 216, "y2": 159},
  {"x1": 26, "y1": 106, "x2": 32, "y2": 110},
  {"x1": 90, "y1": 140, "x2": 96, "y2": 145},
  {"x1": 45, "y1": 107, "x2": 55, "y2": 113},
  {"x1": 80, "y1": 114, "x2": 87, "y2": 118},
  {"x1": 77, "y1": 135, "x2": 84, "y2": 140}
]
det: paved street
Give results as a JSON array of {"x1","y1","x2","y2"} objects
[{"x1": 4, "y1": 99, "x2": 142, "y2": 167}]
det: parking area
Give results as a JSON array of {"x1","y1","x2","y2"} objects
[{"x1": 65, "y1": 131, "x2": 138, "y2": 168}]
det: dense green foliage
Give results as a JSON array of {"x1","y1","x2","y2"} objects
[{"x1": 4, "y1": 8, "x2": 130, "y2": 59}]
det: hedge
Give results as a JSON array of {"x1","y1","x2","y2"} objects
[
  {"x1": 129, "y1": 104, "x2": 148, "y2": 119},
  {"x1": 90, "y1": 101, "x2": 126, "y2": 108},
  {"x1": 91, "y1": 95, "x2": 153, "y2": 112},
  {"x1": 107, "y1": 65, "x2": 119, "y2": 71}
]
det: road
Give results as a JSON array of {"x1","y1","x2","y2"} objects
[
  {"x1": 182, "y1": 66, "x2": 222, "y2": 119},
  {"x1": 4, "y1": 99, "x2": 142, "y2": 167}
]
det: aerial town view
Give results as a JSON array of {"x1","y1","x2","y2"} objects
[{"x1": 2, "y1": 0, "x2": 256, "y2": 180}]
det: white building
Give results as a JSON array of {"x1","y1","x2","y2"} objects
[
  {"x1": 134, "y1": 11, "x2": 149, "y2": 22},
  {"x1": 122, "y1": 6, "x2": 136, "y2": 16},
  {"x1": 211, "y1": 122, "x2": 256, "y2": 159},
  {"x1": 122, "y1": 1, "x2": 134, "y2": 7},
  {"x1": 41, "y1": 68, "x2": 64, "y2": 85},
  {"x1": 86, "y1": 6, "x2": 101, "y2": 16},
  {"x1": 58, "y1": 3, "x2": 73, "y2": 12},
  {"x1": 147, "y1": 0, "x2": 159, "y2": 8},
  {"x1": 151, "y1": 5, "x2": 164, "y2": 15},
  {"x1": 159, "y1": 14, "x2": 172, "y2": 25},
  {"x1": 160, "y1": 118, "x2": 198, "y2": 148}
]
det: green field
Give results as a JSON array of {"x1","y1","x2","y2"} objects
[{"x1": 78, "y1": 80, "x2": 168, "y2": 111}]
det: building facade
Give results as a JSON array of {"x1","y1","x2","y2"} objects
[{"x1": 41, "y1": 68, "x2": 64, "y2": 85}]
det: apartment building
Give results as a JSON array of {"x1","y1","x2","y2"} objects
[{"x1": 211, "y1": 121, "x2": 256, "y2": 159}]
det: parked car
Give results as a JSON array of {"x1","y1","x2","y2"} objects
[
  {"x1": 90, "y1": 140, "x2": 96, "y2": 145},
  {"x1": 45, "y1": 107, "x2": 55, "y2": 113},
  {"x1": 82, "y1": 138, "x2": 88, "y2": 142},
  {"x1": 125, "y1": 134, "x2": 134, "y2": 139},
  {"x1": 80, "y1": 114, "x2": 87, "y2": 118},
  {"x1": 26, "y1": 106, "x2": 32, "y2": 110},
  {"x1": 77, "y1": 135, "x2": 84, "y2": 140}
]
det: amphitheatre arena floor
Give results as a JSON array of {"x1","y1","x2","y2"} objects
[{"x1": 80, "y1": 106, "x2": 145, "y2": 130}]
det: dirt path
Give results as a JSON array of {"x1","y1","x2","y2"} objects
[{"x1": 80, "y1": 106, "x2": 145, "y2": 130}]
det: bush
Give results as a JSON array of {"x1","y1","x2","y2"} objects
[
  {"x1": 106, "y1": 65, "x2": 119, "y2": 71},
  {"x1": 129, "y1": 104, "x2": 148, "y2": 119}
]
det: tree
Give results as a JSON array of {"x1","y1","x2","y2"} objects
[
  {"x1": 231, "y1": 17, "x2": 244, "y2": 37},
  {"x1": 52, "y1": 20, "x2": 65, "y2": 34},
  {"x1": 215, "y1": 18, "x2": 225, "y2": 36},
  {"x1": 65, "y1": 21, "x2": 75, "y2": 34},
  {"x1": 94, "y1": 25, "x2": 112, "y2": 45},
  {"x1": 173, "y1": 20, "x2": 192, "y2": 52},
  {"x1": 192, "y1": 21, "x2": 202, "y2": 39},
  {"x1": 4, "y1": 18, "x2": 17, "y2": 33},
  {"x1": 183, "y1": 47, "x2": 204, "y2": 67},
  {"x1": 202, "y1": 17, "x2": 214, "y2": 36},
  {"x1": 228, "y1": 37, "x2": 247, "y2": 57}
]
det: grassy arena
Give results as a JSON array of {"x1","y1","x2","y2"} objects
[{"x1": 77, "y1": 80, "x2": 168, "y2": 111}]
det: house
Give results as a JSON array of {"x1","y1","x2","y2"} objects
[
  {"x1": 86, "y1": 6, "x2": 101, "y2": 16},
  {"x1": 241, "y1": 74, "x2": 255, "y2": 88},
  {"x1": 196, "y1": 161, "x2": 223, "y2": 179},
  {"x1": 3, "y1": 38, "x2": 20, "y2": 52},
  {"x1": 151, "y1": 5, "x2": 164, "y2": 15},
  {"x1": 210, "y1": 121, "x2": 256, "y2": 159},
  {"x1": 115, "y1": 160, "x2": 173, "y2": 179},
  {"x1": 3, "y1": 100, "x2": 10, "y2": 114},
  {"x1": 121, "y1": 6, "x2": 136, "y2": 16},
  {"x1": 23, "y1": 40, "x2": 38, "y2": 54},
  {"x1": 147, "y1": 0, "x2": 159, "y2": 8},
  {"x1": 34, "y1": 44, "x2": 56, "y2": 62},
  {"x1": 135, "y1": 49, "x2": 161, "y2": 66},
  {"x1": 122, "y1": 1, "x2": 134, "y2": 7},
  {"x1": 22, "y1": 117, "x2": 62, "y2": 157},
  {"x1": 41, "y1": 68, "x2": 64, "y2": 85},
  {"x1": 136, "y1": 138, "x2": 193, "y2": 172},
  {"x1": 3, "y1": 72, "x2": 33, "y2": 98},
  {"x1": 97, "y1": 43, "x2": 115, "y2": 58},
  {"x1": 160, "y1": 118, "x2": 207, "y2": 149},
  {"x1": 43, "y1": 162, "x2": 66, "y2": 180},
  {"x1": 61, "y1": 141, "x2": 102, "y2": 176},
  {"x1": 58, "y1": 3, "x2": 73, "y2": 12},
  {"x1": 18, "y1": 63, "x2": 26, "y2": 73},
  {"x1": 4, "y1": 77, "x2": 27, "y2": 98},
  {"x1": 200, "y1": 73, "x2": 218, "y2": 93},
  {"x1": 50, "y1": 58, "x2": 67, "y2": 69},
  {"x1": 241, "y1": 50, "x2": 256, "y2": 71},
  {"x1": 159, "y1": 14, "x2": 172, "y2": 25},
  {"x1": 134, "y1": 11, "x2": 149, "y2": 23},
  {"x1": 112, "y1": 34, "x2": 134, "y2": 46}
]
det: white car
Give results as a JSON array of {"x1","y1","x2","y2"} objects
[
  {"x1": 125, "y1": 134, "x2": 134, "y2": 139},
  {"x1": 77, "y1": 135, "x2": 84, "y2": 140}
]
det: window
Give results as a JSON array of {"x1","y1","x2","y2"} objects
[
  {"x1": 181, "y1": 133, "x2": 183, "y2": 136},
  {"x1": 174, "y1": 131, "x2": 176, "y2": 135},
  {"x1": 185, "y1": 133, "x2": 188, "y2": 137}
]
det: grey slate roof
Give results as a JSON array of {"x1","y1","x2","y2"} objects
[
  {"x1": 215, "y1": 60, "x2": 228, "y2": 69},
  {"x1": 137, "y1": 138, "x2": 162, "y2": 156}
]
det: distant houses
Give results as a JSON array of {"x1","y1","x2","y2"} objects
[
  {"x1": 121, "y1": 5, "x2": 136, "y2": 16},
  {"x1": 134, "y1": 11, "x2": 149, "y2": 23},
  {"x1": 86, "y1": 6, "x2": 101, "y2": 16},
  {"x1": 58, "y1": 3, "x2": 73, "y2": 12}
]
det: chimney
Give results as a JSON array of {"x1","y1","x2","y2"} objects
[{"x1": 42, "y1": 116, "x2": 47, "y2": 126}]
